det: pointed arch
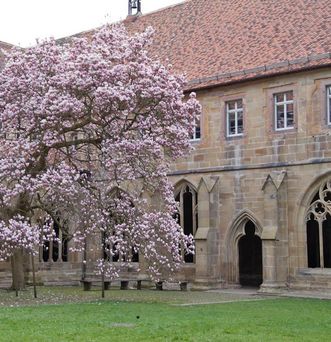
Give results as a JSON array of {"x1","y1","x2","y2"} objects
[
  {"x1": 174, "y1": 179, "x2": 198, "y2": 263},
  {"x1": 297, "y1": 171, "x2": 331, "y2": 209},
  {"x1": 225, "y1": 209, "x2": 263, "y2": 246},
  {"x1": 225, "y1": 210, "x2": 263, "y2": 285},
  {"x1": 174, "y1": 179, "x2": 198, "y2": 195},
  {"x1": 295, "y1": 171, "x2": 331, "y2": 269},
  {"x1": 107, "y1": 186, "x2": 130, "y2": 199}
]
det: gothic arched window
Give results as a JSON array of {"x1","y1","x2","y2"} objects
[
  {"x1": 104, "y1": 189, "x2": 139, "y2": 263},
  {"x1": 42, "y1": 220, "x2": 69, "y2": 263},
  {"x1": 306, "y1": 180, "x2": 331, "y2": 268},
  {"x1": 175, "y1": 183, "x2": 198, "y2": 263}
]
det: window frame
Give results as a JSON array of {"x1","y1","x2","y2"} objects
[
  {"x1": 189, "y1": 114, "x2": 201, "y2": 142},
  {"x1": 226, "y1": 99, "x2": 244, "y2": 137},
  {"x1": 274, "y1": 91, "x2": 294, "y2": 131},
  {"x1": 327, "y1": 85, "x2": 331, "y2": 126},
  {"x1": 266, "y1": 84, "x2": 298, "y2": 134}
]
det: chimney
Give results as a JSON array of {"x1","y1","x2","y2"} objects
[{"x1": 128, "y1": 0, "x2": 142, "y2": 16}]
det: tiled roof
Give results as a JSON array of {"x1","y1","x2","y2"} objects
[
  {"x1": 124, "y1": 0, "x2": 331, "y2": 90},
  {"x1": 0, "y1": 41, "x2": 14, "y2": 70},
  {"x1": 0, "y1": 41, "x2": 13, "y2": 49},
  {"x1": 2, "y1": 1, "x2": 330, "y2": 90}
]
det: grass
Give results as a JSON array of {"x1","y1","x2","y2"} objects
[
  {"x1": 0, "y1": 288, "x2": 331, "y2": 341},
  {"x1": 0, "y1": 285, "x2": 262, "y2": 306}
]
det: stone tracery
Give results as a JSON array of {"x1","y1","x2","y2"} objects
[{"x1": 306, "y1": 180, "x2": 331, "y2": 268}]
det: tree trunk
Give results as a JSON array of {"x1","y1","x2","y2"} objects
[
  {"x1": 11, "y1": 248, "x2": 26, "y2": 290},
  {"x1": 31, "y1": 253, "x2": 37, "y2": 298}
]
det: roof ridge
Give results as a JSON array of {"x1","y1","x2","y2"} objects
[
  {"x1": 58, "y1": 1, "x2": 188, "y2": 42},
  {"x1": 131, "y1": 0, "x2": 188, "y2": 19}
]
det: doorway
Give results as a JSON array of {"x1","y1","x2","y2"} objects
[{"x1": 238, "y1": 220, "x2": 263, "y2": 287}]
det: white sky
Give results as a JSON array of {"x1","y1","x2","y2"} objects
[{"x1": 0, "y1": 0, "x2": 184, "y2": 47}]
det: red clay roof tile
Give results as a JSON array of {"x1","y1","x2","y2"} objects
[
  {"x1": 1, "y1": 1, "x2": 330, "y2": 89},
  {"x1": 124, "y1": 0, "x2": 331, "y2": 90},
  {"x1": 0, "y1": 41, "x2": 14, "y2": 69}
]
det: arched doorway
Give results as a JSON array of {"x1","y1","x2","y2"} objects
[{"x1": 238, "y1": 220, "x2": 262, "y2": 287}]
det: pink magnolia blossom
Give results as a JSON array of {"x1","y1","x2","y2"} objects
[{"x1": 0, "y1": 24, "x2": 201, "y2": 280}]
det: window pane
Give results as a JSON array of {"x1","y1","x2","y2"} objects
[
  {"x1": 285, "y1": 91, "x2": 293, "y2": 101},
  {"x1": 237, "y1": 111, "x2": 243, "y2": 134},
  {"x1": 237, "y1": 99, "x2": 243, "y2": 109},
  {"x1": 276, "y1": 105, "x2": 285, "y2": 129},
  {"x1": 287, "y1": 108, "x2": 294, "y2": 127},
  {"x1": 227, "y1": 101, "x2": 236, "y2": 110},
  {"x1": 195, "y1": 126, "x2": 201, "y2": 139},
  {"x1": 194, "y1": 115, "x2": 201, "y2": 140},
  {"x1": 229, "y1": 113, "x2": 236, "y2": 135},
  {"x1": 275, "y1": 93, "x2": 284, "y2": 102},
  {"x1": 287, "y1": 103, "x2": 293, "y2": 113},
  {"x1": 190, "y1": 116, "x2": 201, "y2": 140}
]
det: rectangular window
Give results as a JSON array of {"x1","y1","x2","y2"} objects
[
  {"x1": 327, "y1": 85, "x2": 331, "y2": 125},
  {"x1": 190, "y1": 115, "x2": 201, "y2": 141},
  {"x1": 226, "y1": 99, "x2": 243, "y2": 137},
  {"x1": 274, "y1": 91, "x2": 294, "y2": 130}
]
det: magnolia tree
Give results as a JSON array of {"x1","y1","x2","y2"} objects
[{"x1": 0, "y1": 24, "x2": 200, "y2": 290}]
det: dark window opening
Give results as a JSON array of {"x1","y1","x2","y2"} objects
[
  {"x1": 183, "y1": 187, "x2": 194, "y2": 263},
  {"x1": 42, "y1": 241, "x2": 49, "y2": 262},
  {"x1": 42, "y1": 220, "x2": 68, "y2": 262},
  {"x1": 105, "y1": 236, "x2": 139, "y2": 263},
  {"x1": 112, "y1": 242, "x2": 120, "y2": 262},
  {"x1": 323, "y1": 214, "x2": 331, "y2": 268},
  {"x1": 323, "y1": 190, "x2": 331, "y2": 203},
  {"x1": 107, "y1": 191, "x2": 139, "y2": 263},
  {"x1": 307, "y1": 217, "x2": 320, "y2": 268},
  {"x1": 306, "y1": 183, "x2": 331, "y2": 268},
  {"x1": 175, "y1": 184, "x2": 198, "y2": 263},
  {"x1": 131, "y1": 248, "x2": 139, "y2": 262},
  {"x1": 238, "y1": 221, "x2": 262, "y2": 287}
]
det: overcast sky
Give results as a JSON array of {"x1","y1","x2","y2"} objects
[{"x1": 0, "y1": 0, "x2": 184, "y2": 47}]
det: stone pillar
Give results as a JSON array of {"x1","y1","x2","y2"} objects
[
  {"x1": 195, "y1": 179, "x2": 210, "y2": 280},
  {"x1": 260, "y1": 170, "x2": 288, "y2": 292},
  {"x1": 261, "y1": 240, "x2": 277, "y2": 288},
  {"x1": 194, "y1": 176, "x2": 219, "y2": 288}
]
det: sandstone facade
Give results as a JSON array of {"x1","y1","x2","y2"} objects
[
  {"x1": 169, "y1": 67, "x2": 331, "y2": 290},
  {"x1": 1, "y1": 0, "x2": 331, "y2": 292},
  {"x1": 1, "y1": 67, "x2": 331, "y2": 291}
]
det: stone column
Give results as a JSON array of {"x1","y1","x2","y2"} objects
[
  {"x1": 194, "y1": 176, "x2": 219, "y2": 288},
  {"x1": 260, "y1": 170, "x2": 288, "y2": 292},
  {"x1": 261, "y1": 239, "x2": 277, "y2": 288}
]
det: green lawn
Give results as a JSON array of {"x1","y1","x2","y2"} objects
[{"x1": 0, "y1": 290, "x2": 330, "y2": 341}]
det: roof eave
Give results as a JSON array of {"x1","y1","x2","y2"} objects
[{"x1": 185, "y1": 62, "x2": 331, "y2": 93}]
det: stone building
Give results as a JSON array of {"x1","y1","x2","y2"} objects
[{"x1": 1, "y1": 0, "x2": 331, "y2": 291}]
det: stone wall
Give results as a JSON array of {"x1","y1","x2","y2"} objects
[
  {"x1": 170, "y1": 67, "x2": 331, "y2": 290},
  {"x1": 1, "y1": 67, "x2": 331, "y2": 290}
]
